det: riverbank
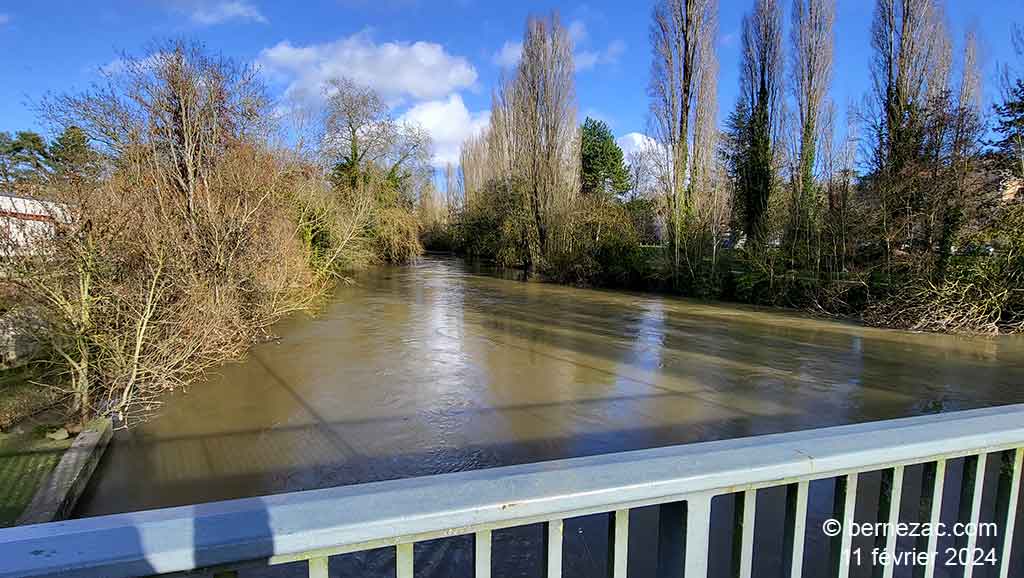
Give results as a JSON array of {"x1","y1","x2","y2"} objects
[
  {"x1": 0, "y1": 417, "x2": 112, "y2": 527},
  {"x1": 0, "y1": 364, "x2": 107, "y2": 527},
  {"x1": 0, "y1": 366, "x2": 59, "y2": 431},
  {"x1": 429, "y1": 246, "x2": 1022, "y2": 335},
  {"x1": 0, "y1": 427, "x2": 72, "y2": 526}
]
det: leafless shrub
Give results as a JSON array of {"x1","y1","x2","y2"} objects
[{"x1": 1, "y1": 41, "x2": 356, "y2": 426}]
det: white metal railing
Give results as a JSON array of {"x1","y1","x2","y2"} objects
[{"x1": 2, "y1": 404, "x2": 1024, "y2": 578}]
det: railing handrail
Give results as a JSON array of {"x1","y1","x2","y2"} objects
[{"x1": 3, "y1": 404, "x2": 1024, "y2": 578}]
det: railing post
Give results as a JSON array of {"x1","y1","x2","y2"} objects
[
  {"x1": 545, "y1": 519, "x2": 564, "y2": 578},
  {"x1": 832, "y1": 473, "x2": 858, "y2": 578},
  {"x1": 307, "y1": 557, "x2": 328, "y2": 578},
  {"x1": 879, "y1": 466, "x2": 904, "y2": 578},
  {"x1": 918, "y1": 458, "x2": 947, "y2": 578},
  {"x1": 997, "y1": 448, "x2": 1023, "y2": 578},
  {"x1": 475, "y1": 530, "x2": 492, "y2": 578},
  {"x1": 684, "y1": 495, "x2": 713, "y2": 578},
  {"x1": 396, "y1": 543, "x2": 413, "y2": 578},
  {"x1": 737, "y1": 490, "x2": 757, "y2": 578},
  {"x1": 961, "y1": 453, "x2": 988, "y2": 578}
]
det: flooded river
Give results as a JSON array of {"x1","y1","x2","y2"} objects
[{"x1": 75, "y1": 256, "x2": 1024, "y2": 577}]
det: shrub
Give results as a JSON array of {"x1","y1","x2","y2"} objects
[{"x1": 374, "y1": 206, "x2": 423, "y2": 264}]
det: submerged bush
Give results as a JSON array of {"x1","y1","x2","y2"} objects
[
  {"x1": 546, "y1": 200, "x2": 649, "y2": 287},
  {"x1": 457, "y1": 179, "x2": 533, "y2": 267},
  {"x1": 864, "y1": 206, "x2": 1024, "y2": 333},
  {"x1": 374, "y1": 206, "x2": 423, "y2": 264}
]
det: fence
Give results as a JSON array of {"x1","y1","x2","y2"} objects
[{"x1": 2, "y1": 404, "x2": 1023, "y2": 577}]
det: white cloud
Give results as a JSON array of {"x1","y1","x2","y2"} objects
[
  {"x1": 400, "y1": 94, "x2": 489, "y2": 167},
  {"x1": 575, "y1": 51, "x2": 600, "y2": 71},
  {"x1": 258, "y1": 31, "x2": 478, "y2": 103},
  {"x1": 494, "y1": 20, "x2": 621, "y2": 73},
  {"x1": 605, "y1": 40, "x2": 626, "y2": 61},
  {"x1": 100, "y1": 52, "x2": 167, "y2": 75},
  {"x1": 576, "y1": 39, "x2": 625, "y2": 72},
  {"x1": 492, "y1": 41, "x2": 522, "y2": 68},
  {"x1": 616, "y1": 132, "x2": 660, "y2": 159},
  {"x1": 568, "y1": 20, "x2": 588, "y2": 44},
  {"x1": 188, "y1": 1, "x2": 266, "y2": 25}
]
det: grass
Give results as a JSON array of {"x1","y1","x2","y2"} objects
[
  {"x1": 0, "y1": 430, "x2": 72, "y2": 526},
  {"x1": 0, "y1": 364, "x2": 69, "y2": 526},
  {"x1": 0, "y1": 365, "x2": 59, "y2": 430}
]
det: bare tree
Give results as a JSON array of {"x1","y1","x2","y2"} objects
[
  {"x1": 459, "y1": 130, "x2": 489, "y2": 209},
  {"x1": 511, "y1": 13, "x2": 579, "y2": 270},
  {"x1": 933, "y1": 31, "x2": 985, "y2": 275},
  {"x1": 688, "y1": 11, "x2": 729, "y2": 270},
  {"x1": 787, "y1": 0, "x2": 835, "y2": 265},
  {"x1": 322, "y1": 77, "x2": 432, "y2": 201},
  {"x1": 648, "y1": 0, "x2": 718, "y2": 275},
  {"x1": 458, "y1": 13, "x2": 579, "y2": 273},
  {"x1": 44, "y1": 40, "x2": 270, "y2": 221},
  {"x1": 626, "y1": 146, "x2": 658, "y2": 201}
]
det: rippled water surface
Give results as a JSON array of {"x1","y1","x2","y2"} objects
[{"x1": 74, "y1": 256, "x2": 1024, "y2": 576}]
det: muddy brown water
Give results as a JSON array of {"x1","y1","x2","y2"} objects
[{"x1": 74, "y1": 256, "x2": 1024, "y2": 577}]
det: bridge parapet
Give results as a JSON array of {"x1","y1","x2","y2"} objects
[{"x1": 2, "y1": 405, "x2": 1023, "y2": 578}]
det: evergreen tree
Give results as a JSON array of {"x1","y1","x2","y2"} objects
[
  {"x1": 580, "y1": 117, "x2": 629, "y2": 197},
  {"x1": 48, "y1": 126, "x2": 96, "y2": 177},
  {"x1": 0, "y1": 131, "x2": 49, "y2": 190}
]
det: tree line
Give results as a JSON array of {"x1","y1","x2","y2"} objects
[{"x1": 431, "y1": 1, "x2": 1024, "y2": 334}]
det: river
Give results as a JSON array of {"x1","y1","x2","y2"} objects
[{"x1": 74, "y1": 256, "x2": 1024, "y2": 577}]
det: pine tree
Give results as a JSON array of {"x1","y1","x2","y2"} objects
[
  {"x1": 580, "y1": 117, "x2": 629, "y2": 197},
  {"x1": 0, "y1": 131, "x2": 49, "y2": 190}
]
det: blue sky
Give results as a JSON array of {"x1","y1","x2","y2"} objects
[{"x1": 0, "y1": 0, "x2": 1020, "y2": 166}]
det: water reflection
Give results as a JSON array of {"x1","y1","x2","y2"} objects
[{"x1": 73, "y1": 256, "x2": 1024, "y2": 574}]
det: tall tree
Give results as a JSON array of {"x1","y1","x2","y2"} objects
[
  {"x1": 934, "y1": 32, "x2": 984, "y2": 275},
  {"x1": 511, "y1": 13, "x2": 579, "y2": 270},
  {"x1": 457, "y1": 12, "x2": 579, "y2": 272},
  {"x1": 738, "y1": 0, "x2": 784, "y2": 247},
  {"x1": 867, "y1": 0, "x2": 945, "y2": 258},
  {"x1": 689, "y1": 9, "x2": 728, "y2": 269},
  {"x1": 649, "y1": 0, "x2": 718, "y2": 274},
  {"x1": 580, "y1": 117, "x2": 629, "y2": 197},
  {"x1": 787, "y1": 0, "x2": 835, "y2": 264},
  {"x1": 48, "y1": 125, "x2": 99, "y2": 183}
]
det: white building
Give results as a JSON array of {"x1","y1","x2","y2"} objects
[{"x1": 0, "y1": 194, "x2": 64, "y2": 252}]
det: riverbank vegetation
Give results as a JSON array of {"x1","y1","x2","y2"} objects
[
  {"x1": 2, "y1": 3, "x2": 1023, "y2": 427},
  {"x1": 430, "y1": 2, "x2": 1024, "y2": 335},
  {"x1": 0, "y1": 42, "x2": 429, "y2": 426}
]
